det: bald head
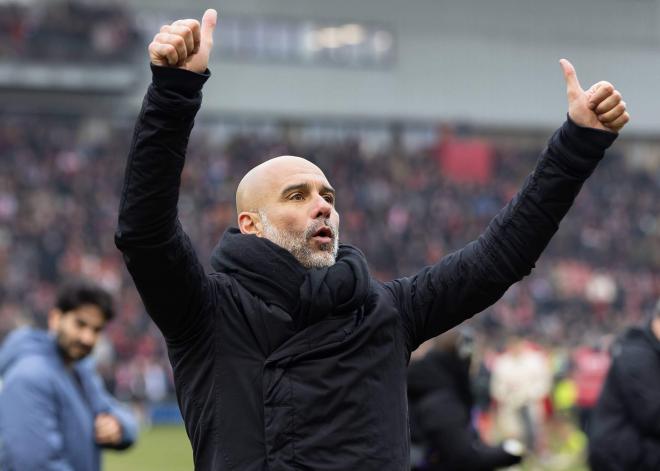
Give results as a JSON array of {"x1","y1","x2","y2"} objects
[
  {"x1": 235, "y1": 155, "x2": 326, "y2": 214},
  {"x1": 234, "y1": 155, "x2": 340, "y2": 267}
]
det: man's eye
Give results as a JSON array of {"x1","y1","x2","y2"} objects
[
  {"x1": 323, "y1": 195, "x2": 335, "y2": 204},
  {"x1": 290, "y1": 193, "x2": 304, "y2": 200}
]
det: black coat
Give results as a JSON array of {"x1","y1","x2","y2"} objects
[
  {"x1": 589, "y1": 322, "x2": 660, "y2": 471},
  {"x1": 408, "y1": 351, "x2": 519, "y2": 470},
  {"x1": 115, "y1": 65, "x2": 616, "y2": 470}
]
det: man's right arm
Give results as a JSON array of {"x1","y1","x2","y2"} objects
[
  {"x1": 0, "y1": 367, "x2": 74, "y2": 471},
  {"x1": 114, "y1": 11, "x2": 218, "y2": 340}
]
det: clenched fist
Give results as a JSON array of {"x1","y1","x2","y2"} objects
[
  {"x1": 560, "y1": 59, "x2": 629, "y2": 133},
  {"x1": 149, "y1": 8, "x2": 217, "y2": 74},
  {"x1": 94, "y1": 413, "x2": 123, "y2": 446}
]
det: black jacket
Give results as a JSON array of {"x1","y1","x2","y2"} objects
[
  {"x1": 115, "y1": 65, "x2": 616, "y2": 470},
  {"x1": 408, "y1": 350, "x2": 519, "y2": 470},
  {"x1": 589, "y1": 322, "x2": 660, "y2": 471}
]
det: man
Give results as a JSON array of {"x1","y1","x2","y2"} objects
[
  {"x1": 0, "y1": 280, "x2": 138, "y2": 471},
  {"x1": 115, "y1": 9, "x2": 628, "y2": 470},
  {"x1": 571, "y1": 338, "x2": 610, "y2": 433},
  {"x1": 490, "y1": 336, "x2": 552, "y2": 452},
  {"x1": 588, "y1": 300, "x2": 660, "y2": 470},
  {"x1": 408, "y1": 328, "x2": 525, "y2": 470}
]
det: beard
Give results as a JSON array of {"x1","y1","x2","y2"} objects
[
  {"x1": 260, "y1": 212, "x2": 339, "y2": 269},
  {"x1": 55, "y1": 334, "x2": 92, "y2": 363}
]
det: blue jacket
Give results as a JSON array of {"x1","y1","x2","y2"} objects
[{"x1": 0, "y1": 327, "x2": 138, "y2": 471}]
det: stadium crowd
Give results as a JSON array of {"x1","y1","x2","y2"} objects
[
  {"x1": 0, "y1": 0, "x2": 142, "y2": 63},
  {"x1": 0, "y1": 112, "x2": 657, "y2": 452}
]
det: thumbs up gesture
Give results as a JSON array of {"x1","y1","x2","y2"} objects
[
  {"x1": 148, "y1": 9, "x2": 217, "y2": 74},
  {"x1": 560, "y1": 59, "x2": 629, "y2": 133}
]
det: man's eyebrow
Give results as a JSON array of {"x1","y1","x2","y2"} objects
[{"x1": 280, "y1": 182, "x2": 335, "y2": 196}]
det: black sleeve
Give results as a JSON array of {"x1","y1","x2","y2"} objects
[
  {"x1": 115, "y1": 65, "x2": 216, "y2": 342},
  {"x1": 386, "y1": 118, "x2": 617, "y2": 350},
  {"x1": 418, "y1": 391, "x2": 520, "y2": 470},
  {"x1": 613, "y1": 344, "x2": 660, "y2": 438}
]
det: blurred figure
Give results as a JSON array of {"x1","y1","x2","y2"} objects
[
  {"x1": 0, "y1": 280, "x2": 137, "y2": 471},
  {"x1": 570, "y1": 338, "x2": 610, "y2": 433},
  {"x1": 408, "y1": 328, "x2": 525, "y2": 470},
  {"x1": 588, "y1": 300, "x2": 660, "y2": 470},
  {"x1": 490, "y1": 337, "x2": 552, "y2": 452}
]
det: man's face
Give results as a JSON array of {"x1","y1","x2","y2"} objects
[
  {"x1": 260, "y1": 169, "x2": 340, "y2": 269},
  {"x1": 49, "y1": 304, "x2": 106, "y2": 363}
]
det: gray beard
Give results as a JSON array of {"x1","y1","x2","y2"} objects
[{"x1": 260, "y1": 212, "x2": 339, "y2": 269}]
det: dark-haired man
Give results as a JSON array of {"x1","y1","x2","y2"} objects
[
  {"x1": 0, "y1": 280, "x2": 137, "y2": 471},
  {"x1": 115, "y1": 9, "x2": 628, "y2": 470}
]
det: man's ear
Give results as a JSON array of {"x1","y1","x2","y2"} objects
[
  {"x1": 238, "y1": 211, "x2": 262, "y2": 236},
  {"x1": 47, "y1": 308, "x2": 63, "y2": 332}
]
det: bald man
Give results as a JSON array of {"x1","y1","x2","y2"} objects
[{"x1": 115, "y1": 9, "x2": 629, "y2": 471}]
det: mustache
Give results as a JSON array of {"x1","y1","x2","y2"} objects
[
  {"x1": 305, "y1": 219, "x2": 337, "y2": 239},
  {"x1": 70, "y1": 342, "x2": 92, "y2": 354}
]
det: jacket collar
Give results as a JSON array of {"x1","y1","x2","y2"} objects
[{"x1": 210, "y1": 227, "x2": 370, "y2": 331}]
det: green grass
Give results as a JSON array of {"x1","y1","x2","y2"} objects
[
  {"x1": 104, "y1": 426, "x2": 193, "y2": 471},
  {"x1": 103, "y1": 423, "x2": 590, "y2": 471}
]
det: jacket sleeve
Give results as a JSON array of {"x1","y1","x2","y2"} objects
[
  {"x1": 0, "y1": 367, "x2": 75, "y2": 471},
  {"x1": 418, "y1": 391, "x2": 520, "y2": 470},
  {"x1": 81, "y1": 361, "x2": 138, "y2": 450},
  {"x1": 613, "y1": 343, "x2": 660, "y2": 438},
  {"x1": 386, "y1": 118, "x2": 617, "y2": 351},
  {"x1": 114, "y1": 65, "x2": 216, "y2": 341}
]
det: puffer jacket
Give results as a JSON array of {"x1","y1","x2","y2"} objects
[{"x1": 115, "y1": 64, "x2": 616, "y2": 470}]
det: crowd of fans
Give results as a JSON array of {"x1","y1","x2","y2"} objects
[
  {"x1": 0, "y1": 0, "x2": 142, "y2": 63},
  {"x1": 0, "y1": 112, "x2": 658, "y2": 450}
]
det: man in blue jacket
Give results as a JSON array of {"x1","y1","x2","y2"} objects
[
  {"x1": 0, "y1": 280, "x2": 138, "y2": 471},
  {"x1": 115, "y1": 9, "x2": 629, "y2": 470}
]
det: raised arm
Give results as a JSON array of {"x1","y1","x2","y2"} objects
[
  {"x1": 114, "y1": 10, "x2": 218, "y2": 341},
  {"x1": 388, "y1": 60, "x2": 629, "y2": 350}
]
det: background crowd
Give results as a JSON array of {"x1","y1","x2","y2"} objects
[
  {"x1": 0, "y1": 0, "x2": 141, "y2": 63},
  {"x1": 0, "y1": 100, "x2": 658, "y2": 471},
  {"x1": 0, "y1": 113, "x2": 657, "y2": 418}
]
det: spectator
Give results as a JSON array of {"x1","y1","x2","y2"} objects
[
  {"x1": 490, "y1": 337, "x2": 553, "y2": 452},
  {"x1": 570, "y1": 338, "x2": 611, "y2": 433},
  {"x1": 0, "y1": 279, "x2": 137, "y2": 471},
  {"x1": 588, "y1": 300, "x2": 660, "y2": 470},
  {"x1": 408, "y1": 328, "x2": 525, "y2": 470}
]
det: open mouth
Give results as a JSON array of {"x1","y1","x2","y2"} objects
[{"x1": 311, "y1": 226, "x2": 334, "y2": 244}]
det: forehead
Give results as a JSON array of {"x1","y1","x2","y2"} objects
[{"x1": 266, "y1": 161, "x2": 331, "y2": 190}]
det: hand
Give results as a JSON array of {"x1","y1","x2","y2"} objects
[
  {"x1": 94, "y1": 413, "x2": 123, "y2": 446},
  {"x1": 148, "y1": 8, "x2": 217, "y2": 74},
  {"x1": 560, "y1": 59, "x2": 629, "y2": 133}
]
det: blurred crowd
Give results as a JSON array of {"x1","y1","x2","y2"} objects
[
  {"x1": 0, "y1": 0, "x2": 142, "y2": 63},
  {"x1": 0, "y1": 111, "x2": 658, "y2": 445}
]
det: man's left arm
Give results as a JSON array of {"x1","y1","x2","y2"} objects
[
  {"x1": 388, "y1": 60, "x2": 629, "y2": 350},
  {"x1": 80, "y1": 361, "x2": 138, "y2": 450}
]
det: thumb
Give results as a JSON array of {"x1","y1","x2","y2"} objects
[
  {"x1": 199, "y1": 8, "x2": 217, "y2": 52},
  {"x1": 559, "y1": 58, "x2": 583, "y2": 100}
]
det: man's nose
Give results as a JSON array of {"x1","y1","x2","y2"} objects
[
  {"x1": 312, "y1": 194, "x2": 332, "y2": 219},
  {"x1": 80, "y1": 329, "x2": 97, "y2": 347}
]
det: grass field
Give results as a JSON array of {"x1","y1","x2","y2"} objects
[
  {"x1": 105, "y1": 426, "x2": 193, "y2": 471},
  {"x1": 104, "y1": 424, "x2": 589, "y2": 471}
]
